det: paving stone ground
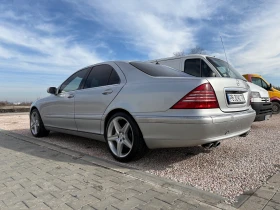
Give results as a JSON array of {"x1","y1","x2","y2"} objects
[{"x1": 0, "y1": 130, "x2": 279, "y2": 210}]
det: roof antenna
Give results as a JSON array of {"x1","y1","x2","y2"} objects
[{"x1": 220, "y1": 36, "x2": 230, "y2": 68}]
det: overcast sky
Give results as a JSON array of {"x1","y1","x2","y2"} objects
[{"x1": 0, "y1": 0, "x2": 280, "y2": 102}]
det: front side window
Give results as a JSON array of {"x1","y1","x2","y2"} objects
[
  {"x1": 201, "y1": 60, "x2": 215, "y2": 77},
  {"x1": 252, "y1": 77, "x2": 269, "y2": 89},
  {"x1": 84, "y1": 64, "x2": 119, "y2": 89},
  {"x1": 184, "y1": 59, "x2": 200, "y2": 77},
  {"x1": 59, "y1": 69, "x2": 88, "y2": 93},
  {"x1": 261, "y1": 79, "x2": 269, "y2": 89}
]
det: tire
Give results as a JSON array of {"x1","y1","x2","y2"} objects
[
  {"x1": 30, "y1": 109, "x2": 50, "y2": 137},
  {"x1": 272, "y1": 102, "x2": 280, "y2": 114},
  {"x1": 105, "y1": 112, "x2": 147, "y2": 162}
]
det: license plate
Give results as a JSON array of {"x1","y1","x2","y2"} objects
[
  {"x1": 227, "y1": 94, "x2": 245, "y2": 104},
  {"x1": 265, "y1": 114, "x2": 271, "y2": 120}
]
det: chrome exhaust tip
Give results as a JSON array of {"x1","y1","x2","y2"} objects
[
  {"x1": 202, "y1": 141, "x2": 220, "y2": 149},
  {"x1": 202, "y1": 143, "x2": 213, "y2": 149},
  {"x1": 213, "y1": 141, "x2": 221, "y2": 147}
]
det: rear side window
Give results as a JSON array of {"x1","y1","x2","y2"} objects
[
  {"x1": 84, "y1": 64, "x2": 118, "y2": 89},
  {"x1": 108, "y1": 69, "x2": 120, "y2": 85},
  {"x1": 184, "y1": 59, "x2": 200, "y2": 77},
  {"x1": 130, "y1": 62, "x2": 189, "y2": 77}
]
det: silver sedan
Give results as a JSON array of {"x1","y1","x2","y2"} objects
[{"x1": 30, "y1": 61, "x2": 256, "y2": 162}]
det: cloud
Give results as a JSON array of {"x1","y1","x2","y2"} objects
[
  {"x1": 209, "y1": 1, "x2": 280, "y2": 77},
  {"x1": 0, "y1": 9, "x2": 104, "y2": 75},
  {"x1": 65, "y1": 0, "x2": 220, "y2": 59},
  {"x1": 1, "y1": 0, "x2": 280, "y2": 102}
]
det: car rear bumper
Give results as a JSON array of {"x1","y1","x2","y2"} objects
[
  {"x1": 135, "y1": 109, "x2": 256, "y2": 149},
  {"x1": 251, "y1": 102, "x2": 272, "y2": 121}
]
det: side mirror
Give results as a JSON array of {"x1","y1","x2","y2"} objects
[
  {"x1": 47, "y1": 87, "x2": 57, "y2": 95},
  {"x1": 269, "y1": 83, "x2": 272, "y2": 90}
]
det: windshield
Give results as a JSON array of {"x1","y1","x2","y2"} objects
[{"x1": 206, "y1": 57, "x2": 245, "y2": 81}]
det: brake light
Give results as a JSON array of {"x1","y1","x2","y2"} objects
[{"x1": 171, "y1": 83, "x2": 219, "y2": 109}]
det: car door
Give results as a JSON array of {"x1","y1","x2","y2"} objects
[
  {"x1": 74, "y1": 63, "x2": 125, "y2": 134},
  {"x1": 42, "y1": 68, "x2": 89, "y2": 130}
]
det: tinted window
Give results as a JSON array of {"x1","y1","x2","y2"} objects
[
  {"x1": 184, "y1": 59, "x2": 201, "y2": 77},
  {"x1": 84, "y1": 64, "x2": 113, "y2": 89},
  {"x1": 130, "y1": 62, "x2": 189, "y2": 77},
  {"x1": 60, "y1": 69, "x2": 88, "y2": 93},
  {"x1": 108, "y1": 69, "x2": 120, "y2": 85},
  {"x1": 201, "y1": 60, "x2": 215, "y2": 77}
]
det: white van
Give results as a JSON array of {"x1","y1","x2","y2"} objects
[{"x1": 148, "y1": 54, "x2": 272, "y2": 121}]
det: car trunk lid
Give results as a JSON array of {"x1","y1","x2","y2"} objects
[{"x1": 206, "y1": 78, "x2": 251, "y2": 112}]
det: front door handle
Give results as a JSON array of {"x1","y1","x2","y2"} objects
[
  {"x1": 102, "y1": 89, "x2": 113, "y2": 95},
  {"x1": 68, "y1": 94, "x2": 74, "y2": 98}
]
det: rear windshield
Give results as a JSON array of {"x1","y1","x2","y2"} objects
[
  {"x1": 206, "y1": 57, "x2": 246, "y2": 81},
  {"x1": 130, "y1": 62, "x2": 190, "y2": 77}
]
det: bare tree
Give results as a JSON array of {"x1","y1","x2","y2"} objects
[
  {"x1": 173, "y1": 50, "x2": 185, "y2": 57},
  {"x1": 188, "y1": 46, "x2": 205, "y2": 54},
  {"x1": 273, "y1": 86, "x2": 280, "y2": 91},
  {"x1": 173, "y1": 46, "x2": 205, "y2": 57}
]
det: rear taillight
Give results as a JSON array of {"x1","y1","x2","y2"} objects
[{"x1": 171, "y1": 83, "x2": 219, "y2": 109}]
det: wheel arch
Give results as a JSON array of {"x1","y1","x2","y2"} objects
[
  {"x1": 271, "y1": 97, "x2": 280, "y2": 103},
  {"x1": 103, "y1": 108, "x2": 144, "y2": 138},
  {"x1": 30, "y1": 106, "x2": 38, "y2": 117},
  {"x1": 30, "y1": 106, "x2": 45, "y2": 124}
]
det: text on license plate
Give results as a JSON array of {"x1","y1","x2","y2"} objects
[{"x1": 227, "y1": 94, "x2": 245, "y2": 104}]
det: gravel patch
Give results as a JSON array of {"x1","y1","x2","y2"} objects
[{"x1": 0, "y1": 113, "x2": 279, "y2": 203}]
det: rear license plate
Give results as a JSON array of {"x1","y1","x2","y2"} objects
[
  {"x1": 265, "y1": 114, "x2": 271, "y2": 120},
  {"x1": 227, "y1": 94, "x2": 245, "y2": 104}
]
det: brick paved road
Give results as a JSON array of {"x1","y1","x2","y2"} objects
[
  {"x1": 0, "y1": 131, "x2": 228, "y2": 210},
  {"x1": 0, "y1": 130, "x2": 279, "y2": 210}
]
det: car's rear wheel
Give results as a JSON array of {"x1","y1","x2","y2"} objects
[
  {"x1": 272, "y1": 102, "x2": 280, "y2": 114},
  {"x1": 30, "y1": 109, "x2": 50, "y2": 137},
  {"x1": 105, "y1": 112, "x2": 147, "y2": 162}
]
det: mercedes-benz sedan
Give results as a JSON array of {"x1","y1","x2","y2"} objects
[{"x1": 30, "y1": 61, "x2": 256, "y2": 162}]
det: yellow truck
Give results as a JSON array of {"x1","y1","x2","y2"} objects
[{"x1": 243, "y1": 74, "x2": 280, "y2": 114}]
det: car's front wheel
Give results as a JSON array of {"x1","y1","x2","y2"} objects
[
  {"x1": 30, "y1": 109, "x2": 50, "y2": 137},
  {"x1": 105, "y1": 112, "x2": 147, "y2": 162}
]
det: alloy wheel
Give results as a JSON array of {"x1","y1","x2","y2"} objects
[
  {"x1": 30, "y1": 111, "x2": 40, "y2": 135},
  {"x1": 107, "y1": 117, "x2": 134, "y2": 158}
]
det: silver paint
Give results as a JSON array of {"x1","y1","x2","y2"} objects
[{"x1": 30, "y1": 61, "x2": 256, "y2": 149}]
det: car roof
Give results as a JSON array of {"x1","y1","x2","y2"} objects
[{"x1": 147, "y1": 54, "x2": 212, "y2": 63}]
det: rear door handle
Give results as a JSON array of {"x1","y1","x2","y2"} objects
[
  {"x1": 68, "y1": 94, "x2": 75, "y2": 98},
  {"x1": 102, "y1": 89, "x2": 113, "y2": 95}
]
